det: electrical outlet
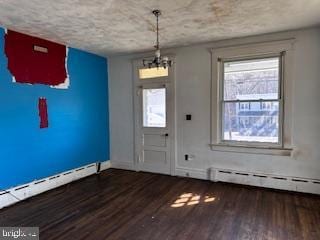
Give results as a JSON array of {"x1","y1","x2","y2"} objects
[{"x1": 184, "y1": 154, "x2": 195, "y2": 161}]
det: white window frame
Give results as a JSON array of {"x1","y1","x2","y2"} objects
[
  {"x1": 211, "y1": 40, "x2": 295, "y2": 156},
  {"x1": 220, "y1": 54, "x2": 283, "y2": 147}
]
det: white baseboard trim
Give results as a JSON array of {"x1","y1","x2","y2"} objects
[
  {"x1": 175, "y1": 166, "x2": 320, "y2": 195},
  {"x1": 0, "y1": 160, "x2": 111, "y2": 209},
  {"x1": 210, "y1": 167, "x2": 320, "y2": 195},
  {"x1": 111, "y1": 161, "x2": 135, "y2": 171},
  {"x1": 100, "y1": 160, "x2": 112, "y2": 171},
  {"x1": 175, "y1": 166, "x2": 208, "y2": 180}
]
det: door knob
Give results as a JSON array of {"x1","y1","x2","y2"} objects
[{"x1": 164, "y1": 133, "x2": 169, "y2": 137}]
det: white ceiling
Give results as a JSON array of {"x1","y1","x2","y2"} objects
[{"x1": 0, "y1": 0, "x2": 319, "y2": 56}]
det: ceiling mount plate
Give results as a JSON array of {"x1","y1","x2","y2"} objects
[{"x1": 152, "y1": 9, "x2": 161, "y2": 17}]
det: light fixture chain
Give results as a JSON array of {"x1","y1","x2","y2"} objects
[
  {"x1": 143, "y1": 9, "x2": 172, "y2": 69},
  {"x1": 156, "y1": 12, "x2": 159, "y2": 50}
]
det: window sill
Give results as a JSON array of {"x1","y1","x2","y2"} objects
[{"x1": 210, "y1": 143, "x2": 293, "y2": 156}]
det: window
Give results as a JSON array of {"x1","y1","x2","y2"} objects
[
  {"x1": 139, "y1": 67, "x2": 168, "y2": 79},
  {"x1": 211, "y1": 40, "x2": 294, "y2": 155},
  {"x1": 222, "y1": 57, "x2": 281, "y2": 144},
  {"x1": 142, "y1": 88, "x2": 166, "y2": 127}
]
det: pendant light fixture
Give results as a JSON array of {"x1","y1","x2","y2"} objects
[{"x1": 143, "y1": 10, "x2": 173, "y2": 69}]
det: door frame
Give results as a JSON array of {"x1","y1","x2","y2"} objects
[{"x1": 132, "y1": 56, "x2": 176, "y2": 176}]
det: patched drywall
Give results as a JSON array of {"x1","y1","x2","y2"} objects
[
  {"x1": 0, "y1": 0, "x2": 319, "y2": 55},
  {"x1": 109, "y1": 27, "x2": 320, "y2": 181}
]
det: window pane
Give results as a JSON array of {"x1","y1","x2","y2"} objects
[
  {"x1": 223, "y1": 101, "x2": 279, "y2": 143},
  {"x1": 224, "y1": 57, "x2": 279, "y2": 101},
  {"x1": 139, "y1": 67, "x2": 168, "y2": 79},
  {"x1": 143, "y1": 88, "x2": 166, "y2": 128}
]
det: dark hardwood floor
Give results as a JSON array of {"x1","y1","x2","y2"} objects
[{"x1": 1, "y1": 169, "x2": 320, "y2": 240}]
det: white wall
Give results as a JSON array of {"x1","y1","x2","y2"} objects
[{"x1": 108, "y1": 27, "x2": 320, "y2": 180}]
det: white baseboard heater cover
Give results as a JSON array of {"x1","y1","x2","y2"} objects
[
  {"x1": 211, "y1": 168, "x2": 320, "y2": 195},
  {"x1": 0, "y1": 161, "x2": 111, "y2": 209}
]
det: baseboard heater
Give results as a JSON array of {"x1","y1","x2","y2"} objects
[
  {"x1": 210, "y1": 168, "x2": 320, "y2": 195},
  {"x1": 0, "y1": 161, "x2": 111, "y2": 209}
]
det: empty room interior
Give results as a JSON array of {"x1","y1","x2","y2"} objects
[{"x1": 0, "y1": 1, "x2": 320, "y2": 239}]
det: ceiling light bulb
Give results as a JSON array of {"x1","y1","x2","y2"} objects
[{"x1": 155, "y1": 49, "x2": 160, "y2": 58}]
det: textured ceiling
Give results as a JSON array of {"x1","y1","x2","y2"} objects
[{"x1": 0, "y1": 0, "x2": 319, "y2": 56}]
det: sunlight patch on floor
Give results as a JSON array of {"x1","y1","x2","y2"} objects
[{"x1": 171, "y1": 193, "x2": 216, "y2": 208}]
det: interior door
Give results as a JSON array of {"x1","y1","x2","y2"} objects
[{"x1": 134, "y1": 61, "x2": 174, "y2": 175}]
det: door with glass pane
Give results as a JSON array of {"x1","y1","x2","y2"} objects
[{"x1": 137, "y1": 83, "x2": 171, "y2": 174}]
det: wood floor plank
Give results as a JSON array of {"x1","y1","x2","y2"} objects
[{"x1": 0, "y1": 169, "x2": 320, "y2": 240}]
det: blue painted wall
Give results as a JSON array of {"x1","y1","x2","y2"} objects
[{"x1": 0, "y1": 27, "x2": 109, "y2": 190}]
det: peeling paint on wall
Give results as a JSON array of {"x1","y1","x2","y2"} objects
[{"x1": 4, "y1": 30, "x2": 69, "y2": 88}]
